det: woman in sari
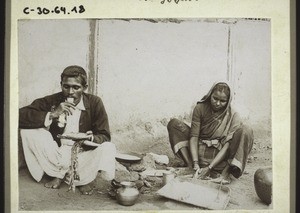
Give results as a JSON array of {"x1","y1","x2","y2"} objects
[{"x1": 167, "y1": 82, "x2": 254, "y2": 183}]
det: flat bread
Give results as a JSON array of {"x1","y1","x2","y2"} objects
[{"x1": 58, "y1": 132, "x2": 91, "y2": 140}]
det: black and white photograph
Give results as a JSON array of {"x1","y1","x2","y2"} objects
[{"x1": 17, "y1": 18, "x2": 273, "y2": 211}]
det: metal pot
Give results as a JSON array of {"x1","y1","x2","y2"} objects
[
  {"x1": 254, "y1": 166, "x2": 272, "y2": 205},
  {"x1": 162, "y1": 171, "x2": 176, "y2": 186},
  {"x1": 116, "y1": 181, "x2": 139, "y2": 206}
]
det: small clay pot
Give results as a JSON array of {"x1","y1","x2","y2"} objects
[
  {"x1": 254, "y1": 166, "x2": 272, "y2": 205},
  {"x1": 116, "y1": 181, "x2": 139, "y2": 206}
]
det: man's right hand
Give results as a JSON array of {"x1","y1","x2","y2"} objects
[{"x1": 50, "y1": 102, "x2": 76, "y2": 119}]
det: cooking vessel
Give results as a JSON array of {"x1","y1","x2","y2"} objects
[
  {"x1": 254, "y1": 166, "x2": 272, "y2": 205},
  {"x1": 112, "y1": 180, "x2": 139, "y2": 206}
]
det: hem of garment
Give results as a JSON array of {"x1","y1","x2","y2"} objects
[
  {"x1": 173, "y1": 140, "x2": 189, "y2": 154},
  {"x1": 68, "y1": 169, "x2": 115, "y2": 187},
  {"x1": 229, "y1": 158, "x2": 242, "y2": 170},
  {"x1": 29, "y1": 169, "x2": 44, "y2": 182}
]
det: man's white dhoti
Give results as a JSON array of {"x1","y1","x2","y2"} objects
[{"x1": 20, "y1": 128, "x2": 116, "y2": 186}]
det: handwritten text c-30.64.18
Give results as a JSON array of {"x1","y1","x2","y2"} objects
[{"x1": 23, "y1": 5, "x2": 85, "y2": 15}]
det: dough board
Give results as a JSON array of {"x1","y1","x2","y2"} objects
[{"x1": 156, "y1": 177, "x2": 231, "y2": 210}]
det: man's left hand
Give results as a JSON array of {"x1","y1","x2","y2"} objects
[{"x1": 86, "y1": 131, "x2": 93, "y2": 141}]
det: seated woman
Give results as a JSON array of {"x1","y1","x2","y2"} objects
[{"x1": 167, "y1": 82, "x2": 254, "y2": 183}]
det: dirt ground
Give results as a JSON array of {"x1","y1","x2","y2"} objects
[{"x1": 18, "y1": 121, "x2": 273, "y2": 211}]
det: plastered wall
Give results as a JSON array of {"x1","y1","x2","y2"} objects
[
  {"x1": 229, "y1": 20, "x2": 271, "y2": 123},
  {"x1": 95, "y1": 19, "x2": 271, "y2": 128},
  {"x1": 18, "y1": 19, "x2": 91, "y2": 107},
  {"x1": 18, "y1": 19, "x2": 271, "y2": 130}
]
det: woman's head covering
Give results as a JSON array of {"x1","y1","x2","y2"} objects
[{"x1": 198, "y1": 82, "x2": 232, "y2": 111}]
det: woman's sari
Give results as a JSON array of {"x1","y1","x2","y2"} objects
[{"x1": 167, "y1": 82, "x2": 254, "y2": 178}]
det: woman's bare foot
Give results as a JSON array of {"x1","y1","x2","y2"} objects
[
  {"x1": 209, "y1": 176, "x2": 231, "y2": 184},
  {"x1": 78, "y1": 183, "x2": 94, "y2": 195},
  {"x1": 44, "y1": 178, "x2": 63, "y2": 189},
  {"x1": 208, "y1": 164, "x2": 232, "y2": 184}
]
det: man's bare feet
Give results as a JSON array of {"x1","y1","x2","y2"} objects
[
  {"x1": 44, "y1": 178, "x2": 63, "y2": 189},
  {"x1": 78, "y1": 183, "x2": 94, "y2": 195}
]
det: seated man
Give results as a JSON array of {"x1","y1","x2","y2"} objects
[{"x1": 19, "y1": 65, "x2": 116, "y2": 195}]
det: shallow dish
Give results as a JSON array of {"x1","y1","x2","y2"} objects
[{"x1": 115, "y1": 153, "x2": 142, "y2": 163}]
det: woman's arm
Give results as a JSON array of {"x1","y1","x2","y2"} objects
[
  {"x1": 198, "y1": 142, "x2": 230, "y2": 178},
  {"x1": 189, "y1": 136, "x2": 200, "y2": 169},
  {"x1": 209, "y1": 142, "x2": 229, "y2": 168},
  {"x1": 189, "y1": 104, "x2": 202, "y2": 170}
]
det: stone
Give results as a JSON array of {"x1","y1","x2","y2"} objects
[
  {"x1": 115, "y1": 170, "x2": 139, "y2": 182},
  {"x1": 135, "y1": 180, "x2": 144, "y2": 189},
  {"x1": 128, "y1": 153, "x2": 156, "y2": 172},
  {"x1": 148, "y1": 152, "x2": 169, "y2": 165},
  {"x1": 115, "y1": 161, "x2": 129, "y2": 172}
]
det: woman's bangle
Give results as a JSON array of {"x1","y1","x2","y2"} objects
[{"x1": 208, "y1": 165, "x2": 213, "y2": 170}]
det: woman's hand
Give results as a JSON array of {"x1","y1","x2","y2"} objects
[
  {"x1": 198, "y1": 166, "x2": 211, "y2": 179},
  {"x1": 193, "y1": 161, "x2": 200, "y2": 171}
]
